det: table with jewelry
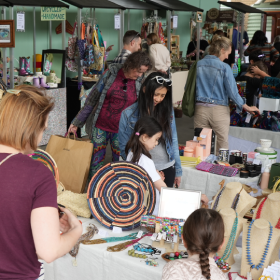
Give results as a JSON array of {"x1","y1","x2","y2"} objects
[
  {"x1": 43, "y1": 217, "x2": 243, "y2": 280},
  {"x1": 180, "y1": 166, "x2": 261, "y2": 199}
]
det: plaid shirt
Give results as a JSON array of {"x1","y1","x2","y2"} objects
[{"x1": 112, "y1": 49, "x2": 131, "y2": 64}]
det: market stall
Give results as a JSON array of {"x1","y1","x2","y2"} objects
[{"x1": 0, "y1": 0, "x2": 69, "y2": 145}]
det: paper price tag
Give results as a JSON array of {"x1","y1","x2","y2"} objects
[
  {"x1": 253, "y1": 159, "x2": 261, "y2": 165},
  {"x1": 157, "y1": 232, "x2": 162, "y2": 240},
  {"x1": 173, "y1": 235, "x2": 178, "y2": 243},
  {"x1": 137, "y1": 230, "x2": 143, "y2": 238},
  {"x1": 151, "y1": 233, "x2": 157, "y2": 241},
  {"x1": 193, "y1": 136, "x2": 198, "y2": 141},
  {"x1": 253, "y1": 117, "x2": 258, "y2": 125},
  {"x1": 200, "y1": 135, "x2": 207, "y2": 139},
  {"x1": 113, "y1": 226, "x2": 122, "y2": 234},
  {"x1": 245, "y1": 113, "x2": 252, "y2": 123},
  {"x1": 98, "y1": 229, "x2": 108, "y2": 237}
]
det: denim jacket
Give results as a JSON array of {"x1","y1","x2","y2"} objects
[
  {"x1": 196, "y1": 55, "x2": 245, "y2": 111},
  {"x1": 72, "y1": 63, "x2": 144, "y2": 138},
  {"x1": 118, "y1": 102, "x2": 182, "y2": 177}
]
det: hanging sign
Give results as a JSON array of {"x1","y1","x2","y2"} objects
[
  {"x1": 114, "y1": 14, "x2": 121, "y2": 30},
  {"x1": 206, "y1": 9, "x2": 237, "y2": 23},
  {"x1": 41, "y1": 7, "x2": 66, "y2": 21},
  {"x1": 16, "y1": 11, "x2": 25, "y2": 32},
  {"x1": 196, "y1": 12, "x2": 203, "y2": 23},
  {"x1": 172, "y1": 15, "x2": 178, "y2": 29}
]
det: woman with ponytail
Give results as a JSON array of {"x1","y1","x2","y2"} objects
[{"x1": 162, "y1": 209, "x2": 226, "y2": 280}]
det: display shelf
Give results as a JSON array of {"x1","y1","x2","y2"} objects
[{"x1": 165, "y1": 35, "x2": 180, "y2": 58}]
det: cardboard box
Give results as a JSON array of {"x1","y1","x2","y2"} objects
[{"x1": 259, "y1": 97, "x2": 280, "y2": 114}]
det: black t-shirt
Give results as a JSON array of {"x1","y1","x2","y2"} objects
[
  {"x1": 187, "y1": 40, "x2": 209, "y2": 60},
  {"x1": 224, "y1": 43, "x2": 235, "y2": 67},
  {"x1": 235, "y1": 75, "x2": 263, "y2": 106}
]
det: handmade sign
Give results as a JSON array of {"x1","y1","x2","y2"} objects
[{"x1": 41, "y1": 7, "x2": 66, "y2": 21}]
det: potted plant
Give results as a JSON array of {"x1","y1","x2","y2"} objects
[{"x1": 174, "y1": 100, "x2": 183, "y2": 118}]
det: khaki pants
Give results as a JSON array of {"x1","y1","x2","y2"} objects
[{"x1": 194, "y1": 105, "x2": 230, "y2": 155}]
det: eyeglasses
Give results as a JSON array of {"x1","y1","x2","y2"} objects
[
  {"x1": 151, "y1": 76, "x2": 172, "y2": 87},
  {"x1": 123, "y1": 78, "x2": 128, "y2": 92},
  {"x1": 129, "y1": 32, "x2": 140, "y2": 43}
]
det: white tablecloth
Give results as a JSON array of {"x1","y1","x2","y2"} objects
[
  {"x1": 180, "y1": 166, "x2": 260, "y2": 199},
  {"x1": 44, "y1": 218, "x2": 242, "y2": 280}
]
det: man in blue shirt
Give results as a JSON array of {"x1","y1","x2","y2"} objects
[{"x1": 232, "y1": 23, "x2": 249, "y2": 50}]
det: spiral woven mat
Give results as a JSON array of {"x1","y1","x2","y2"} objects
[
  {"x1": 30, "y1": 149, "x2": 59, "y2": 187},
  {"x1": 87, "y1": 162, "x2": 156, "y2": 231}
]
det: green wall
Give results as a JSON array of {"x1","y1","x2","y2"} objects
[{"x1": 3, "y1": 0, "x2": 219, "y2": 77}]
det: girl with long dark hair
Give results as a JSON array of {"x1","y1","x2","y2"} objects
[
  {"x1": 162, "y1": 209, "x2": 226, "y2": 280},
  {"x1": 119, "y1": 72, "x2": 182, "y2": 188}
]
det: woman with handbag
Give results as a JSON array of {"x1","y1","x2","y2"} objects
[
  {"x1": 0, "y1": 85, "x2": 82, "y2": 280},
  {"x1": 194, "y1": 36, "x2": 260, "y2": 153},
  {"x1": 68, "y1": 52, "x2": 152, "y2": 181}
]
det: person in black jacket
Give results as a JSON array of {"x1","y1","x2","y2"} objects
[
  {"x1": 186, "y1": 28, "x2": 209, "y2": 60},
  {"x1": 271, "y1": 36, "x2": 280, "y2": 77}
]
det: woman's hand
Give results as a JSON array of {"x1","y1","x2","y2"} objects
[
  {"x1": 68, "y1": 124, "x2": 78, "y2": 135},
  {"x1": 59, "y1": 207, "x2": 82, "y2": 234},
  {"x1": 201, "y1": 194, "x2": 209, "y2": 205},
  {"x1": 157, "y1": 170, "x2": 165, "y2": 181},
  {"x1": 243, "y1": 104, "x2": 260, "y2": 115},
  {"x1": 250, "y1": 66, "x2": 270, "y2": 78},
  {"x1": 174, "y1": 177, "x2": 181, "y2": 188}
]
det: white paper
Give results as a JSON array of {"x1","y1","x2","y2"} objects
[
  {"x1": 157, "y1": 232, "x2": 162, "y2": 240},
  {"x1": 173, "y1": 235, "x2": 178, "y2": 243},
  {"x1": 162, "y1": 232, "x2": 167, "y2": 240},
  {"x1": 193, "y1": 136, "x2": 198, "y2": 141},
  {"x1": 114, "y1": 14, "x2": 121, "y2": 30},
  {"x1": 98, "y1": 229, "x2": 108, "y2": 237},
  {"x1": 173, "y1": 15, "x2": 178, "y2": 29},
  {"x1": 200, "y1": 135, "x2": 207, "y2": 139},
  {"x1": 253, "y1": 117, "x2": 258, "y2": 125},
  {"x1": 151, "y1": 233, "x2": 157, "y2": 241},
  {"x1": 245, "y1": 113, "x2": 252, "y2": 123},
  {"x1": 137, "y1": 230, "x2": 143, "y2": 238},
  {"x1": 17, "y1": 12, "x2": 25, "y2": 32},
  {"x1": 112, "y1": 226, "x2": 122, "y2": 233},
  {"x1": 253, "y1": 159, "x2": 261, "y2": 165}
]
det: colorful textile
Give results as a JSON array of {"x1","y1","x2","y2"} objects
[
  {"x1": 262, "y1": 76, "x2": 280, "y2": 99},
  {"x1": 87, "y1": 161, "x2": 156, "y2": 231},
  {"x1": 89, "y1": 127, "x2": 120, "y2": 180},
  {"x1": 95, "y1": 69, "x2": 137, "y2": 133}
]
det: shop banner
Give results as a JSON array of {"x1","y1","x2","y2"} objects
[
  {"x1": 206, "y1": 9, "x2": 237, "y2": 23},
  {"x1": 41, "y1": 7, "x2": 66, "y2": 21}
]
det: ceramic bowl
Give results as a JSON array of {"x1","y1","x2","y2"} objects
[{"x1": 260, "y1": 139, "x2": 272, "y2": 149}]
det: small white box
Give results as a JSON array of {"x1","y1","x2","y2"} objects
[{"x1": 259, "y1": 97, "x2": 280, "y2": 113}]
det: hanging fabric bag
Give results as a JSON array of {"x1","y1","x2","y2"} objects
[
  {"x1": 75, "y1": 23, "x2": 87, "y2": 60},
  {"x1": 68, "y1": 21, "x2": 77, "y2": 59},
  {"x1": 90, "y1": 27, "x2": 105, "y2": 74},
  {"x1": 83, "y1": 25, "x2": 95, "y2": 67}
]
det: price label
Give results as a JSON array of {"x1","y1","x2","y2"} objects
[
  {"x1": 113, "y1": 226, "x2": 122, "y2": 234},
  {"x1": 151, "y1": 233, "x2": 157, "y2": 241},
  {"x1": 137, "y1": 230, "x2": 143, "y2": 238},
  {"x1": 98, "y1": 229, "x2": 108, "y2": 237},
  {"x1": 245, "y1": 113, "x2": 252, "y2": 123},
  {"x1": 253, "y1": 159, "x2": 261, "y2": 165}
]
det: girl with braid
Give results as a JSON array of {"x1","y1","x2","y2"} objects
[{"x1": 162, "y1": 209, "x2": 226, "y2": 280}]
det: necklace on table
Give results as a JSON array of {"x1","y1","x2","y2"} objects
[
  {"x1": 69, "y1": 224, "x2": 99, "y2": 266},
  {"x1": 82, "y1": 232, "x2": 139, "y2": 245},
  {"x1": 212, "y1": 186, "x2": 243, "y2": 211},
  {"x1": 255, "y1": 197, "x2": 280, "y2": 229},
  {"x1": 106, "y1": 233, "x2": 152, "y2": 252},
  {"x1": 219, "y1": 212, "x2": 238, "y2": 261},
  {"x1": 246, "y1": 219, "x2": 273, "y2": 270}
]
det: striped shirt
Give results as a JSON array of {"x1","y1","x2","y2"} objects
[
  {"x1": 244, "y1": 43, "x2": 279, "y2": 62},
  {"x1": 112, "y1": 49, "x2": 131, "y2": 64}
]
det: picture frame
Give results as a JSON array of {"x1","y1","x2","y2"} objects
[
  {"x1": 158, "y1": 188, "x2": 201, "y2": 220},
  {"x1": 196, "y1": 12, "x2": 203, "y2": 23},
  {"x1": 0, "y1": 20, "x2": 15, "y2": 48}
]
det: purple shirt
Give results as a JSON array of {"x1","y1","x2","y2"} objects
[{"x1": 0, "y1": 153, "x2": 57, "y2": 280}]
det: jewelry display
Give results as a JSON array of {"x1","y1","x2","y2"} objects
[
  {"x1": 214, "y1": 256, "x2": 231, "y2": 272},
  {"x1": 231, "y1": 187, "x2": 244, "y2": 210},
  {"x1": 259, "y1": 276, "x2": 273, "y2": 280},
  {"x1": 255, "y1": 197, "x2": 280, "y2": 229},
  {"x1": 162, "y1": 251, "x2": 188, "y2": 261},
  {"x1": 212, "y1": 186, "x2": 225, "y2": 210},
  {"x1": 219, "y1": 212, "x2": 239, "y2": 261},
  {"x1": 246, "y1": 220, "x2": 273, "y2": 270}
]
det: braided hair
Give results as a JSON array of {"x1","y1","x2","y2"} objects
[{"x1": 183, "y1": 209, "x2": 224, "y2": 280}]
